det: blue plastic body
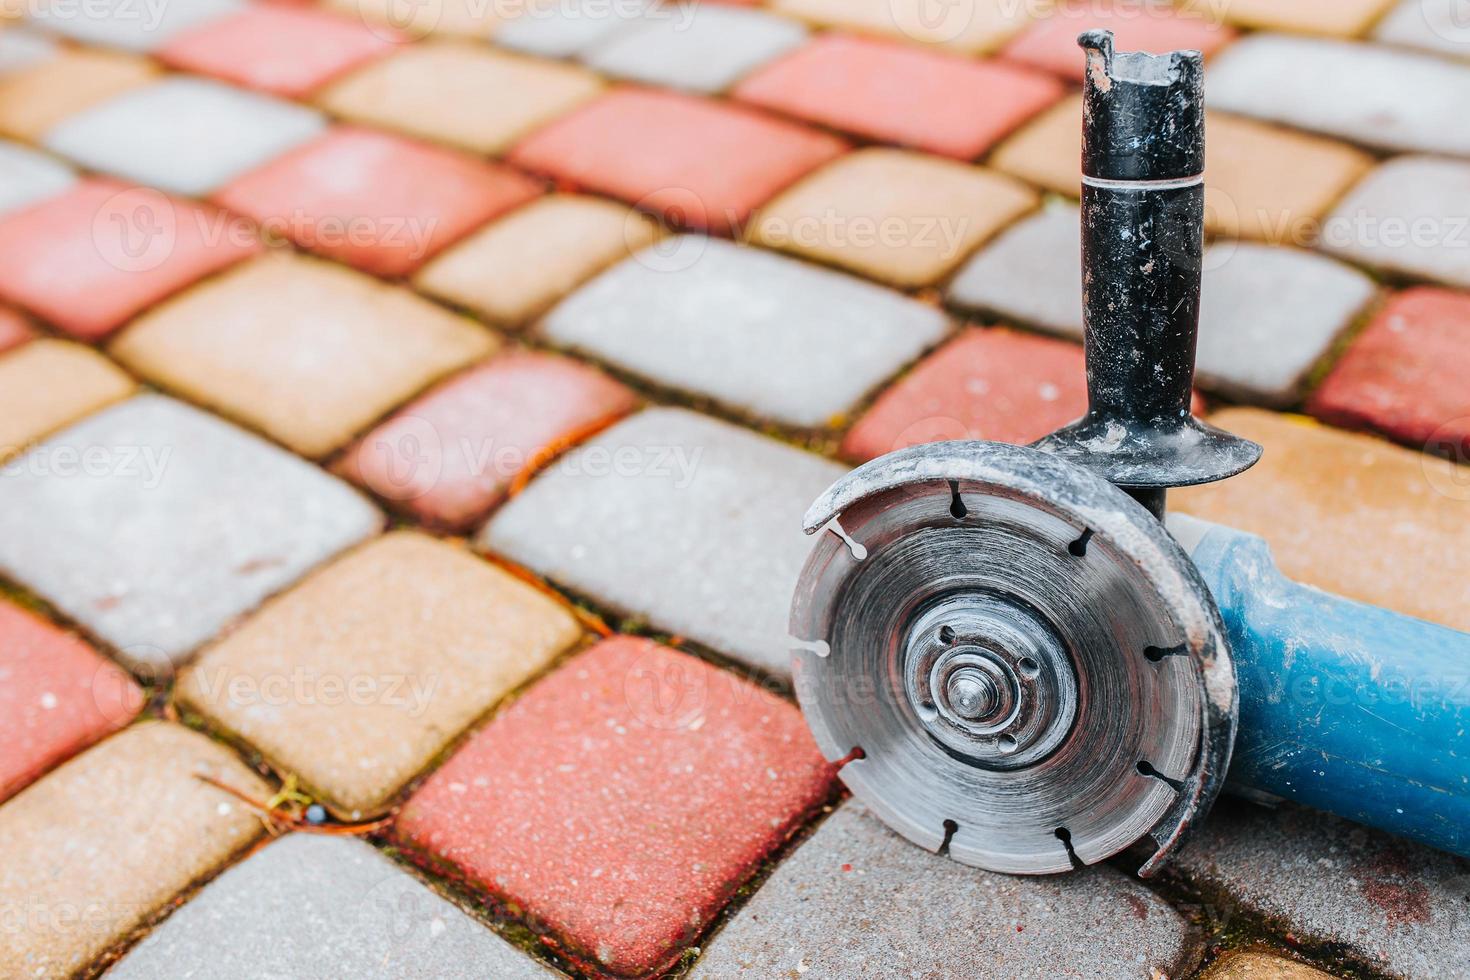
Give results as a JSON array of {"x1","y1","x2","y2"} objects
[{"x1": 1188, "y1": 524, "x2": 1470, "y2": 859}]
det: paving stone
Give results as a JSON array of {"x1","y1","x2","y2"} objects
[
  {"x1": 494, "y1": 0, "x2": 653, "y2": 59},
  {"x1": 178, "y1": 531, "x2": 580, "y2": 817},
  {"x1": 947, "y1": 203, "x2": 1377, "y2": 404},
  {"x1": 690, "y1": 800, "x2": 1199, "y2": 979},
  {"x1": 414, "y1": 193, "x2": 661, "y2": 327},
  {"x1": 0, "y1": 721, "x2": 269, "y2": 980},
  {"x1": 0, "y1": 306, "x2": 31, "y2": 353},
  {"x1": 324, "y1": 0, "x2": 518, "y2": 40},
  {"x1": 508, "y1": 88, "x2": 845, "y2": 236},
  {"x1": 337, "y1": 351, "x2": 638, "y2": 530},
  {"x1": 1173, "y1": 799, "x2": 1470, "y2": 979},
  {"x1": 42, "y1": 76, "x2": 325, "y2": 197},
  {"x1": 1201, "y1": 951, "x2": 1335, "y2": 980},
  {"x1": 481, "y1": 408, "x2": 844, "y2": 676},
  {"x1": 0, "y1": 44, "x2": 160, "y2": 141},
  {"x1": 841, "y1": 326, "x2": 1086, "y2": 460},
  {"x1": 990, "y1": 95, "x2": 1374, "y2": 242},
  {"x1": 0, "y1": 598, "x2": 143, "y2": 802},
  {"x1": 157, "y1": 4, "x2": 403, "y2": 98},
  {"x1": 0, "y1": 177, "x2": 261, "y2": 340},
  {"x1": 583, "y1": 4, "x2": 807, "y2": 95},
  {"x1": 1175, "y1": 408, "x2": 1470, "y2": 632},
  {"x1": 214, "y1": 126, "x2": 541, "y2": 277},
  {"x1": 1208, "y1": 34, "x2": 1470, "y2": 157},
  {"x1": 538, "y1": 237, "x2": 947, "y2": 427},
  {"x1": 1318, "y1": 155, "x2": 1470, "y2": 289},
  {"x1": 0, "y1": 339, "x2": 136, "y2": 462},
  {"x1": 0, "y1": 395, "x2": 382, "y2": 670},
  {"x1": 770, "y1": 0, "x2": 1034, "y2": 54},
  {"x1": 109, "y1": 834, "x2": 561, "y2": 978},
  {"x1": 0, "y1": 26, "x2": 54, "y2": 71},
  {"x1": 1214, "y1": 0, "x2": 1398, "y2": 37},
  {"x1": 0, "y1": 140, "x2": 73, "y2": 217},
  {"x1": 316, "y1": 40, "x2": 603, "y2": 154},
  {"x1": 395, "y1": 635, "x2": 835, "y2": 977},
  {"x1": 734, "y1": 33, "x2": 1063, "y2": 160},
  {"x1": 1309, "y1": 287, "x2": 1470, "y2": 456},
  {"x1": 754, "y1": 148, "x2": 1036, "y2": 288},
  {"x1": 1373, "y1": 0, "x2": 1470, "y2": 60},
  {"x1": 1001, "y1": 0, "x2": 1236, "y2": 82},
  {"x1": 110, "y1": 252, "x2": 495, "y2": 458},
  {"x1": 26, "y1": 0, "x2": 241, "y2": 52}
]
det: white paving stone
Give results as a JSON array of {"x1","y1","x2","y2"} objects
[
  {"x1": 0, "y1": 140, "x2": 74, "y2": 217},
  {"x1": 1374, "y1": 0, "x2": 1470, "y2": 61},
  {"x1": 0, "y1": 394, "x2": 381, "y2": 671},
  {"x1": 0, "y1": 28, "x2": 57, "y2": 72},
  {"x1": 43, "y1": 76, "x2": 325, "y2": 197},
  {"x1": 1208, "y1": 34, "x2": 1470, "y2": 157},
  {"x1": 495, "y1": 0, "x2": 652, "y2": 58},
  {"x1": 948, "y1": 203, "x2": 1377, "y2": 404},
  {"x1": 1319, "y1": 155, "x2": 1470, "y2": 289},
  {"x1": 480, "y1": 407, "x2": 844, "y2": 676},
  {"x1": 582, "y1": 4, "x2": 807, "y2": 94},
  {"x1": 27, "y1": 0, "x2": 242, "y2": 54},
  {"x1": 540, "y1": 238, "x2": 949, "y2": 427},
  {"x1": 111, "y1": 834, "x2": 561, "y2": 978},
  {"x1": 691, "y1": 801, "x2": 1200, "y2": 979}
]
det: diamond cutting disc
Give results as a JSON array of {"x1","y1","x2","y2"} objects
[{"x1": 790, "y1": 441, "x2": 1236, "y2": 876}]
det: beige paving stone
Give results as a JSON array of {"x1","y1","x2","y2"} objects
[
  {"x1": 0, "y1": 46, "x2": 159, "y2": 141},
  {"x1": 771, "y1": 0, "x2": 1033, "y2": 54},
  {"x1": 415, "y1": 194, "x2": 660, "y2": 326},
  {"x1": 1201, "y1": 951, "x2": 1334, "y2": 980},
  {"x1": 990, "y1": 95, "x2": 1373, "y2": 243},
  {"x1": 1175, "y1": 409, "x2": 1470, "y2": 632},
  {"x1": 0, "y1": 339, "x2": 135, "y2": 461},
  {"x1": 0, "y1": 722, "x2": 269, "y2": 980},
  {"x1": 1213, "y1": 0, "x2": 1399, "y2": 37},
  {"x1": 753, "y1": 148, "x2": 1036, "y2": 288},
  {"x1": 177, "y1": 531, "x2": 582, "y2": 818},
  {"x1": 110, "y1": 252, "x2": 496, "y2": 458},
  {"x1": 315, "y1": 40, "x2": 602, "y2": 154}
]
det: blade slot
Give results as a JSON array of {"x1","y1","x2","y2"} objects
[
  {"x1": 1136, "y1": 760, "x2": 1185, "y2": 792},
  {"x1": 1054, "y1": 827, "x2": 1086, "y2": 870},
  {"x1": 1068, "y1": 527, "x2": 1094, "y2": 556},
  {"x1": 948, "y1": 480, "x2": 968, "y2": 519},
  {"x1": 823, "y1": 518, "x2": 868, "y2": 560},
  {"x1": 1143, "y1": 642, "x2": 1188, "y2": 662},
  {"x1": 938, "y1": 819, "x2": 959, "y2": 857}
]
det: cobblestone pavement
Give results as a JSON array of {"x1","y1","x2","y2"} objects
[{"x1": 0, "y1": 0, "x2": 1467, "y2": 977}]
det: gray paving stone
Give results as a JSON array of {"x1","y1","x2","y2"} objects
[
  {"x1": 540, "y1": 238, "x2": 949, "y2": 427},
  {"x1": 495, "y1": 0, "x2": 652, "y2": 58},
  {"x1": 1207, "y1": 34, "x2": 1470, "y2": 157},
  {"x1": 1319, "y1": 155, "x2": 1470, "y2": 290},
  {"x1": 480, "y1": 407, "x2": 844, "y2": 676},
  {"x1": 0, "y1": 394, "x2": 381, "y2": 671},
  {"x1": 691, "y1": 801, "x2": 1201, "y2": 979},
  {"x1": 26, "y1": 0, "x2": 242, "y2": 53},
  {"x1": 43, "y1": 76, "x2": 325, "y2": 197},
  {"x1": 948, "y1": 203, "x2": 1377, "y2": 404},
  {"x1": 582, "y1": 4, "x2": 807, "y2": 94},
  {"x1": 0, "y1": 140, "x2": 74, "y2": 218},
  {"x1": 0, "y1": 28, "x2": 56, "y2": 73},
  {"x1": 110, "y1": 834, "x2": 561, "y2": 978},
  {"x1": 1173, "y1": 800, "x2": 1470, "y2": 979},
  {"x1": 1373, "y1": 0, "x2": 1470, "y2": 61}
]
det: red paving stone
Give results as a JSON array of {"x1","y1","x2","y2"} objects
[
  {"x1": 395, "y1": 635, "x2": 835, "y2": 977},
  {"x1": 508, "y1": 87, "x2": 846, "y2": 235},
  {"x1": 0, "y1": 179, "x2": 262, "y2": 340},
  {"x1": 214, "y1": 127, "x2": 541, "y2": 277},
  {"x1": 1309, "y1": 288, "x2": 1470, "y2": 458},
  {"x1": 1000, "y1": 1, "x2": 1236, "y2": 83},
  {"x1": 735, "y1": 34, "x2": 1064, "y2": 160},
  {"x1": 0, "y1": 307, "x2": 33, "y2": 354},
  {"x1": 0, "y1": 599, "x2": 144, "y2": 802},
  {"x1": 337, "y1": 350, "x2": 638, "y2": 530},
  {"x1": 158, "y1": 5, "x2": 404, "y2": 99}
]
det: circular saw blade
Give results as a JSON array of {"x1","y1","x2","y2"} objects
[{"x1": 790, "y1": 441, "x2": 1235, "y2": 876}]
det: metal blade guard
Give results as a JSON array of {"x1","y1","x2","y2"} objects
[{"x1": 789, "y1": 31, "x2": 1261, "y2": 877}]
